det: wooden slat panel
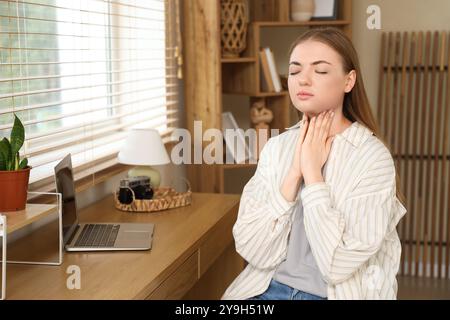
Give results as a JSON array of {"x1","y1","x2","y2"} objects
[
  {"x1": 381, "y1": 32, "x2": 393, "y2": 136},
  {"x1": 377, "y1": 32, "x2": 387, "y2": 131},
  {"x1": 398, "y1": 32, "x2": 409, "y2": 275},
  {"x1": 445, "y1": 33, "x2": 450, "y2": 279},
  {"x1": 425, "y1": 31, "x2": 439, "y2": 278},
  {"x1": 379, "y1": 31, "x2": 450, "y2": 278},
  {"x1": 412, "y1": 32, "x2": 424, "y2": 277},
  {"x1": 421, "y1": 31, "x2": 432, "y2": 277},
  {"x1": 404, "y1": 32, "x2": 416, "y2": 276},
  {"x1": 435, "y1": 32, "x2": 447, "y2": 278},
  {"x1": 391, "y1": 32, "x2": 402, "y2": 154}
]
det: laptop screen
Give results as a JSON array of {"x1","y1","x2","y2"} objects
[{"x1": 54, "y1": 154, "x2": 78, "y2": 245}]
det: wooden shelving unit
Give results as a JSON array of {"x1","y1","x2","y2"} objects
[
  {"x1": 221, "y1": 57, "x2": 256, "y2": 63},
  {"x1": 254, "y1": 20, "x2": 351, "y2": 28},
  {"x1": 183, "y1": 0, "x2": 352, "y2": 194}
]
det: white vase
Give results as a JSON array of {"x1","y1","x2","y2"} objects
[{"x1": 290, "y1": 0, "x2": 315, "y2": 22}]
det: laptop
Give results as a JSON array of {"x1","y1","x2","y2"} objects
[{"x1": 54, "y1": 154, "x2": 154, "y2": 252}]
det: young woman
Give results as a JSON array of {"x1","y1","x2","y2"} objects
[{"x1": 222, "y1": 28, "x2": 407, "y2": 300}]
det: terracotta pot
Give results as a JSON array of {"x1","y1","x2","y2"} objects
[
  {"x1": 291, "y1": 0, "x2": 315, "y2": 22},
  {"x1": 0, "y1": 167, "x2": 31, "y2": 212}
]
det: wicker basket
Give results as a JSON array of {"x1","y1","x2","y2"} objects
[{"x1": 114, "y1": 179, "x2": 192, "y2": 213}]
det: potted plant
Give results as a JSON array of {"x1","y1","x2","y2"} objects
[{"x1": 0, "y1": 114, "x2": 30, "y2": 211}]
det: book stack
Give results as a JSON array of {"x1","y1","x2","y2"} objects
[{"x1": 259, "y1": 47, "x2": 282, "y2": 93}]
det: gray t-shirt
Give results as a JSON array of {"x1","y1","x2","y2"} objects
[{"x1": 273, "y1": 166, "x2": 328, "y2": 298}]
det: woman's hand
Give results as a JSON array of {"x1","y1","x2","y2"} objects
[
  {"x1": 289, "y1": 113, "x2": 309, "y2": 179},
  {"x1": 280, "y1": 113, "x2": 310, "y2": 202},
  {"x1": 300, "y1": 110, "x2": 335, "y2": 185}
]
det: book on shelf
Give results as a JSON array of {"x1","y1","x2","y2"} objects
[
  {"x1": 221, "y1": 112, "x2": 255, "y2": 164},
  {"x1": 259, "y1": 49, "x2": 275, "y2": 92},
  {"x1": 263, "y1": 47, "x2": 282, "y2": 92}
]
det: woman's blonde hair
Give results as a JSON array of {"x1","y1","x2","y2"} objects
[{"x1": 288, "y1": 27, "x2": 405, "y2": 205}]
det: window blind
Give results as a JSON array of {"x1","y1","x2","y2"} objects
[{"x1": 0, "y1": 0, "x2": 182, "y2": 189}]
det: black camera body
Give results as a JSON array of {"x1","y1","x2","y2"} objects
[{"x1": 118, "y1": 176, "x2": 154, "y2": 204}]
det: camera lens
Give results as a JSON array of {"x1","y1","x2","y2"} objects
[{"x1": 118, "y1": 187, "x2": 133, "y2": 204}]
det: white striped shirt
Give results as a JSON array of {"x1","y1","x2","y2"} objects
[{"x1": 221, "y1": 121, "x2": 407, "y2": 300}]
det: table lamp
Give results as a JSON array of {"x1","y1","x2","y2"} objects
[{"x1": 118, "y1": 128, "x2": 170, "y2": 188}]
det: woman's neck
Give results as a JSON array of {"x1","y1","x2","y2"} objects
[
  {"x1": 305, "y1": 109, "x2": 353, "y2": 137},
  {"x1": 330, "y1": 113, "x2": 353, "y2": 137}
]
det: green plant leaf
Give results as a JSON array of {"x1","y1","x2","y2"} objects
[
  {"x1": 0, "y1": 148, "x2": 5, "y2": 170},
  {"x1": 10, "y1": 114, "x2": 25, "y2": 161},
  {"x1": 0, "y1": 138, "x2": 8, "y2": 159},
  {"x1": 0, "y1": 138, "x2": 12, "y2": 171},
  {"x1": 19, "y1": 157, "x2": 28, "y2": 169},
  {"x1": 15, "y1": 153, "x2": 19, "y2": 170}
]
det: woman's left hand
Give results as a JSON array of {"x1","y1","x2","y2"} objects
[{"x1": 300, "y1": 110, "x2": 335, "y2": 185}]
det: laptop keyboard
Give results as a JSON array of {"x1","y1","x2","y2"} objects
[{"x1": 74, "y1": 224, "x2": 120, "y2": 247}]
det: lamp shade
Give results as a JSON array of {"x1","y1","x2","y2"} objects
[{"x1": 118, "y1": 129, "x2": 170, "y2": 166}]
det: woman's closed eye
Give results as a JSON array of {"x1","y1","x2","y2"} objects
[{"x1": 289, "y1": 69, "x2": 328, "y2": 75}]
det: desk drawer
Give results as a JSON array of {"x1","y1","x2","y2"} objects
[
  {"x1": 198, "y1": 206, "x2": 236, "y2": 277},
  {"x1": 146, "y1": 251, "x2": 198, "y2": 300}
]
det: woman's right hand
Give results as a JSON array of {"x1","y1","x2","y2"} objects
[
  {"x1": 289, "y1": 113, "x2": 309, "y2": 179},
  {"x1": 280, "y1": 113, "x2": 309, "y2": 202}
]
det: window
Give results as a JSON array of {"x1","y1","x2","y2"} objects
[{"x1": 0, "y1": 0, "x2": 181, "y2": 187}]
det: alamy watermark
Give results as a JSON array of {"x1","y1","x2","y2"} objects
[
  {"x1": 66, "y1": 265, "x2": 81, "y2": 290},
  {"x1": 367, "y1": 5, "x2": 381, "y2": 30},
  {"x1": 362, "y1": 265, "x2": 385, "y2": 291},
  {"x1": 169, "y1": 121, "x2": 279, "y2": 165}
]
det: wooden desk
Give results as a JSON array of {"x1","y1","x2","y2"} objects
[{"x1": 5, "y1": 193, "x2": 244, "y2": 299}]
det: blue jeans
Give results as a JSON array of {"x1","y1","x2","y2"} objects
[{"x1": 247, "y1": 279, "x2": 327, "y2": 300}]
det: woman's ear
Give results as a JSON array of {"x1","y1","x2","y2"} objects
[{"x1": 344, "y1": 70, "x2": 356, "y2": 93}]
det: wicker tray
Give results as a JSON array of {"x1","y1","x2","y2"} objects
[{"x1": 114, "y1": 180, "x2": 192, "y2": 213}]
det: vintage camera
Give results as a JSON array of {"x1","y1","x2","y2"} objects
[{"x1": 118, "y1": 176, "x2": 154, "y2": 204}]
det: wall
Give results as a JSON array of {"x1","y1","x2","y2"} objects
[{"x1": 352, "y1": 0, "x2": 450, "y2": 111}]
